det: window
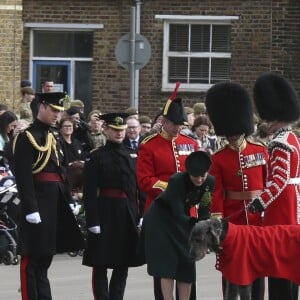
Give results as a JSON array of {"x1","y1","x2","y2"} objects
[
  {"x1": 156, "y1": 15, "x2": 238, "y2": 92},
  {"x1": 25, "y1": 23, "x2": 103, "y2": 113},
  {"x1": 34, "y1": 31, "x2": 93, "y2": 57}
]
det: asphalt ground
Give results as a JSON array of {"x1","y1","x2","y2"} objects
[{"x1": 0, "y1": 253, "x2": 223, "y2": 299}]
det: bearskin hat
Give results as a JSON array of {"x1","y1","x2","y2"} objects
[
  {"x1": 205, "y1": 82, "x2": 254, "y2": 136},
  {"x1": 253, "y1": 73, "x2": 300, "y2": 122}
]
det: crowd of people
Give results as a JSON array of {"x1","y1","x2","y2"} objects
[{"x1": 0, "y1": 73, "x2": 299, "y2": 300}]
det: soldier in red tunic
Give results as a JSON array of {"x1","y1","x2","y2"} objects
[
  {"x1": 249, "y1": 73, "x2": 300, "y2": 300},
  {"x1": 137, "y1": 83, "x2": 198, "y2": 300},
  {"x1": 205, "y1": 82, "x2": 268, "y2": 299}
]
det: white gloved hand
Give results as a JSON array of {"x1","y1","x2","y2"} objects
[
  {"x1": 88, "y1": 226, "x2": 101, "y2": 234},
  {"x1": 137, "y1": 218, "x2": 143, "y2": 230},
  {"x1": 69, "y1": 203, "x2": 81, "y2": 216},
  {"x1": 26, "y1": 212, "x2": 41, "y2": 224}
]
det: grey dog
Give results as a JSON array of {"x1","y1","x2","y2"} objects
[
  {"x1": 189, "y1": 218, "x2": 252, "y2": 300},
  {"x1": 190, "y1": 218, "x2": 300, "y2": 300}
]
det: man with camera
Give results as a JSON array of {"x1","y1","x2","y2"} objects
[{"x1": 65, "y1": 107, "x2": 95, "y2": 152}]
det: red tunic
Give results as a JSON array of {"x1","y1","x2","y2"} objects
[
  {"x1": 254, "y1": 129, "x2": 300, "y2": 225},
  {"x1": 217, "y1": 222, "x2": 300, "y2": 285},
  {"x1": 210, "y1": 140, "x2": 268, "y2": 225},
  {"x1": 137, "y1": 131, "x2": 198, "y2": 213}
]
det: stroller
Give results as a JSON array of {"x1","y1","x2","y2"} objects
[
  {"x1": 68, "y1": 192, "x2": 86, "y2": 257},
  {"x1": 0, "y1": 170, "x2": 20, "y2": 265}
]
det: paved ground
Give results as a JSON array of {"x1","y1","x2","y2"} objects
[{"x1": 0, "y1": 253, "x2": 223, "y2": 299}]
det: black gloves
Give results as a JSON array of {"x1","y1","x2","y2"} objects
[{"x1": 248, "y1": 198, "x2": 265, "y2": 213}]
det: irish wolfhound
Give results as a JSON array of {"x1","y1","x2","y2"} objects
[{"x1": 189, "y1": 218, "x2": 300, "y2": 300}]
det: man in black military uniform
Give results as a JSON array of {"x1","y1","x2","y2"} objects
[
  {"x1": 83, "y1": 113, "x2": 143, "y2": 300},
  {"x1": 14, "y1": 92, "x2": 84, "y2": 300}
]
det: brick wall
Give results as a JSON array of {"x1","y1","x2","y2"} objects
[
  {"x1": 21, "y1": 0, "x2": 300, "y2": 118},
  {"x1": 0, "y1": 0, "x2": 23, "y2": 111}
]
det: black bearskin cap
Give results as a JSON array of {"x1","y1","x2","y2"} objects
[
  {"x1": 253, "y1": 73, "x2": 300, "y2": 122},
  {"x1": 205, "y1": 82, "x2": 254, "y2": 136}
]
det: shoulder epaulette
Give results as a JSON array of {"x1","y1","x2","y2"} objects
[
  {"x1": 268, "y1": 133, "x2": 292, "y2": 152},
  {"x1": 140, "y1": 133, "x2": 158, "y2": 144}
]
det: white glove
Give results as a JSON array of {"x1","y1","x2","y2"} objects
[
  {"x1": 69, "y1": 203, "x2": 81, "y2": 216},
  {"x1": 137, "y1": 218, "x2": 143, "y2": 230},
  {"x1": 88, "y1": 226, "x2": 101, "y2": 234},
  {"x1": 26, "y1": 212, "x2": 41, "y2": 224}
]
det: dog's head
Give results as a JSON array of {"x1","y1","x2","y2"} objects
[{"x1": 189, "y1": 218, "x2": 226, "y2": 261}]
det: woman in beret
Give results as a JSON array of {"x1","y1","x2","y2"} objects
[{"x1": 140, "y1": 151, "x2": 215, "y2": 300}]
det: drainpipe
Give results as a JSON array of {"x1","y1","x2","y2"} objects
[
  {"x1": 135, "y1": 0, "x2": 142, "y2": 111},
  {"x1": 129, "y1": 7, "x2": 136, "y2": 108}
]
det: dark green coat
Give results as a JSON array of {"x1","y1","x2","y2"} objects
[{"x1": 140, "y1": 172, "x2": 214, "y2": 283}]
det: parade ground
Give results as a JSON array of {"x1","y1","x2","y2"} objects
[{"x1": 0, "y1": 253, "x2": 223, "y2": 299}]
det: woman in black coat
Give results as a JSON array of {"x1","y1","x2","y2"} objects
[
  {"x1": 140, "y1": 151, "x2": 215, "y2": 300},
  {"x1": 82, "y1": 113, "x2": 142, "y2": 300}
]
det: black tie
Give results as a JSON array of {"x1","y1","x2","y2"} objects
[{"x1": 132, "y1": 140, "x2": 138, "y2": 151}]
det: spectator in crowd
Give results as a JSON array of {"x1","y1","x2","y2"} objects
[
  {"x1": 124, "y1": 117, "x2": 142, "y2": 151},
  {"x1": 0, "y1": 111, "x2": 18, "y2": 161},
  {"x1": 248, "y1": 73, "x2": 300, "y2": 300},
  {"x1": 65, "y1": 107, "x2": 95, "y2": 152},
  {"x1": 19, "y1": 87, "x2": 35, "y2": 122},
  {"x1": 41, "y1": 79, "x2": 55, "y2": 93},
  {"x1": 70, "y1": 99, "x2": 85, "y2": 115},
  {"x1": 254, "y1": 122, "x2": 273, "y2": 146},
  {"x1": 125, "y1": 106, "x2": 139, "y2": 119},
  {"x1": 14, "y1": 119, "x2": 30, "y2": 135},
  {"x1": 83, "y1": 112, "x2": 143, "y2": 300},
  {"x1": 88, "y1": 110, "x2": 106, "y2": 148},
  {"x1": 193, "y1": 102, "x2": 207, "y2": 119},
  {"x1": 145, "y1": 110, "x2": 164, "y2": 136},
  {"x1": 181, "y1": 107, "x2": 195, "y2": 137},
  {"x1": 59, "y1": 116, "x2": 86, "y2": 192},
  {"x1": 139, "y1": 115, "x2": 152, "y2": 136},
  {"x1": 21, "y1": 79, "x2": 32, "y2": 88},
  {"x1": 192, "y1": 115, "x2": 217, "y2": 154}
]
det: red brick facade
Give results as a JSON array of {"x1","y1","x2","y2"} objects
[{"x1": 20, "y1": 0, "x2": 300, "y2": 118}]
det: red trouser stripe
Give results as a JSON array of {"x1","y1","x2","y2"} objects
[
  {"x1": 92, "y1": 267, "x2": 96, "y2": 300},
  {"x1": 20, "y1": 255, "x2": 29, "y2": 300}
]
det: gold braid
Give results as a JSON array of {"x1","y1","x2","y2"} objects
[{"x1": 25, "y1": 131, "x2": 59, "y2": 174}]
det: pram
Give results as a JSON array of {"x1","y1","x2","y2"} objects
[
  {"x1": 68, "y1": 193, "x2": 86, "y2": 257},
  {"x1": 0, "y1": 171, "x2": 20, "y2": 265}
]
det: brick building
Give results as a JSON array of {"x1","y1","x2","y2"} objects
[
  {"x1": 4, "y1": 0, "x2": 300, "y2": 117},
  {"x1": 0, "y1": 1, "x2": 23, "y2": 111}
]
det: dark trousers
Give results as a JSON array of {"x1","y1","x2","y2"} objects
[
  {"x1": 222, "y1": 277, "x2": 264, "y2": 300},
  {"x1": 153, "y1": 277, "x2": 196, "y2": 300},
  {"x1": 268, "y1": 277, "x2": 298, "y2": 300},
  {"x1": 20, "y1": 255, "x2": 53, "y2": 300},
  {"x1": 92, "y1": 266, "x2": 128, "y2": 300},
  {"x1": 251, "y1": 277, "x2": 265, "y2": 300}
]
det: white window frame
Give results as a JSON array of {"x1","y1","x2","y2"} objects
[
  {"x1": 24, "y1": 23, "x2": 104, "y2": 99},
  {"x1": 155, "y1": 15, "x2": 239, "y2": 92}
]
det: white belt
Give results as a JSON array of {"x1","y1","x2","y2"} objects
[
  {"x1": 266, "y1": 178, "x2": 300, "y2": 186},
  {"x1": 288, "y1": 178, "x2": 300, "y2": 184}
]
